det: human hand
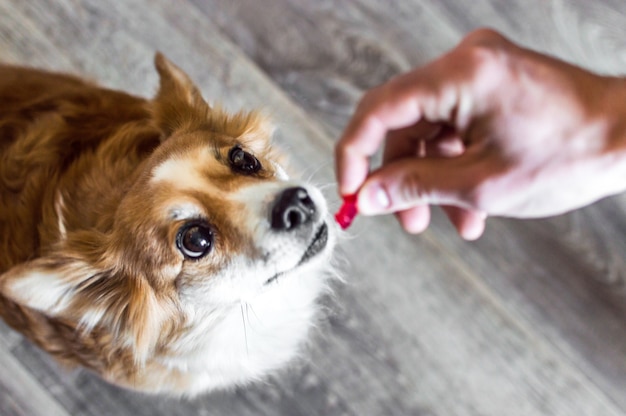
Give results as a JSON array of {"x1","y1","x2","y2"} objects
[{"x1": 335, "y1": 28, "x2": 626, "y2": 239}]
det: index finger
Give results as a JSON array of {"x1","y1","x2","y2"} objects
[{"x1": 335, "y1": 79, "x2": 425, "y2": 195}]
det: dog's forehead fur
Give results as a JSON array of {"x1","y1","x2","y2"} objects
[{"x1": 149, "y1": 127, "x2": 276, "y2": 193}]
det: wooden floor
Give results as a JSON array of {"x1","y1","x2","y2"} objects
[{"x1": 2, "y1": 1, "x2": 626, "y2": 415}]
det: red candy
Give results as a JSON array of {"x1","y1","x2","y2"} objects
[{"x1": 334, "y1": 194, "x2": 358, "y2": 230}]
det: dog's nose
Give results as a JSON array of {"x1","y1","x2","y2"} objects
[{"x1": 271, "y1": 187, "x2": 316, "y2": 231}]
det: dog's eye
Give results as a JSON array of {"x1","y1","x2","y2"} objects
[
  {"x1": 229, "y1": 145, "x2": 261, "y2": 174},
  {"x1": 176, "y1": 222, "x2": 213, "y2": 259}
]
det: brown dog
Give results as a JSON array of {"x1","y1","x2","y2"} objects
[{"x1": 0, "y1": 54, "x2": 335, "y2": 396}]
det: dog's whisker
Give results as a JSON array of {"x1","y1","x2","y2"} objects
[
  {"x1": 302, "y1": 159, "x2": 333, "y2": 184},
  {"x1": 316, "y1": 182, "x2": 338, "y2": 193},
  {"x1": 240, "y1": 302, "x2": 249, "y2": 357},
  {"x1": 246, "y1": 303, "x2": 263, "y2": 327},
  {"x1": 244, "y1": 302, "x2": 252, "y2": 328}
]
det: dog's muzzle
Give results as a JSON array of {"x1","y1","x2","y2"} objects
[
  {"x1": 264, "y1": 187, "x2": 329, "y2": 285},
  {"x1": 271, "y1": 187, "x2": 316, "y2": 231}
]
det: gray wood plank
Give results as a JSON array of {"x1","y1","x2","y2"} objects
[
  {"x1": 1, "y1": 0, "x2": 626, "y2": 415},
  {"x1": 0, "y1": 337, "x2": 71, "y2": 416}
]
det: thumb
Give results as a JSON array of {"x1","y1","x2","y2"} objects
[{"x1": 357, "y1": 158, "x2": 473, "y2": 215}]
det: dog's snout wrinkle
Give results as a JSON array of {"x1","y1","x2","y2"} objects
[{"x1": 271, "y1": 187, "x2": 316, "y2": 231}]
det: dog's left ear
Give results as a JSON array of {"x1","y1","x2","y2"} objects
[{"x1": 152, "y1": 52, "x2": 210, "y2": 136}]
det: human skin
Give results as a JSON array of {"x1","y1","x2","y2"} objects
[{"x1": 335, "y1": 28, "x2": 626, "y2": 240}]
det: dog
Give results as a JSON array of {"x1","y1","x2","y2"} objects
[{"x1": 0, "y1": 53, "x2": 335, "y2": 396}]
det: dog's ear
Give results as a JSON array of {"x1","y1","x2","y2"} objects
[
  {"x1": 152, "y1": 52, "x2": 210, "y2": 136},
  {"x1": 1, "y1": 253, "x2": 164, "y2": 363},
  {"x1": 152, "y1": 53, "x2": 277, "y2": 154}
]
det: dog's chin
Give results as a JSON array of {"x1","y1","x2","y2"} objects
[{"x1": 264, "y1": 222, "x2": 330, "y2": 286}]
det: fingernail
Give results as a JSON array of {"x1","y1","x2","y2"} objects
[{"x1": 358, "y1": 184, "x2": 390, "y2": 215}]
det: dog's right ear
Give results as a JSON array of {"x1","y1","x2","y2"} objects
[
  {"x1": 1, "y1": 253, "x2": 164, "y2": 364},
  {"x1": 1, "y1": 256, "x2": 98, "y2": 316},
  {"x1": 152, "y1": 52, "x2": 211, "y2": 136}
]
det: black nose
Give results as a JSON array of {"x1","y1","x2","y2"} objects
[{"x1": 271, "y1": 187, "x2": 316, "y2": 231}]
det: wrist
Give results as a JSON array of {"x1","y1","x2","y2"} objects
[
  {"x1": 602, "y1": 76, "x2": 626, "y2": 152},
  {"x1": 596, "y1": 76, "x2": 626, "y2": 195}
]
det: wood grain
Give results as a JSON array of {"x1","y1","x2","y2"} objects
[{"x1": 1, "y1": 0, "x2": 626, "y2": 415}]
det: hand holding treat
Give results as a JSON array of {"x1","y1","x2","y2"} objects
[{"x1": 335, "y1": 28, "x2": 626, "y2": 239}]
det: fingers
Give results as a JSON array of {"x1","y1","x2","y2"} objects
[
  {"x1": 335, "y1": 28, "x2": 513, "y2": 240},
  {"x1": 335, "y1": 28, "x2": 514, "y2": 197},
  {"x1": 335, "y1": 65, "x2": 466, "y2": 195},
  {"x1": 357, "y1": 156, "x2": 474, "y2": 215},
  {"x1": 382, "y1": 121, "x2": 441, "y2": 164},
  {"x1": 335, "y1": 79, "x2": 426, "y2": 196},
  {"x1": 395, "y1": 205, "x2": 431, "y2": 234},
  {"x1": 442, "y1": 206, "x2": 487, "y2": 240},
  {"x1": 384, "y1": 124, "x2": 465, "y2": 164},
  {"x1": 392, "y1": 204, "x2": 486, "y2": 240}
]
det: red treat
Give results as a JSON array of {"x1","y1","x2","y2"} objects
[{"x1": 334, "y1": 194, "x2": 358, "y2": 230}]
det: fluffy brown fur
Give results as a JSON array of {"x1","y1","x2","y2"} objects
[{"x1": 0, "y1": 54, "x2": 334, "y2": 395}]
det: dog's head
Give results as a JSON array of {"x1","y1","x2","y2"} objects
[{"x1": 2, "y1": 54, "x2": 335, "y2": 395}]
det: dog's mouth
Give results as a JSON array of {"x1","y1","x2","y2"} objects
[
  {"x1": 299, "y1": 223, "x2": 329, "y2": 265},
  {"x1": 265, "y1": 223, "x2": 329, "y2": 285}
]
